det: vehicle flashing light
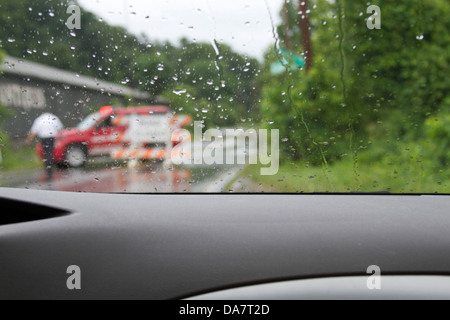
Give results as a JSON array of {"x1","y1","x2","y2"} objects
[{"x1": 100, "y1": 106, "x2": 113, "y2": 114}]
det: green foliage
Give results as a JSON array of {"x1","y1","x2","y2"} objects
[
  {"x1": 0, "y1": 0, "x2": 140, "y2": 85},
  {"x1": 244, "y1": 157, "x2": 449, "y2": 193},
  {"x1": 424, "y1": 105, "x2": 450, "y2": 167},
  {"x1": 158, "y1": 42, "x2": 259, "y2": 127},
  {"x1": 0, "y1": 133, "x2": 41, "y2": 170},
  {"x1": 0, "y1": 49, "x2": 9, "y2": 123},
  {"x1": 260, "y1": 0, "x2": 450, "y2": 170}
]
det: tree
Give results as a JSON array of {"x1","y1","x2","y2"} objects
[
  {"x1": 0, "y1": 49, "x2": 12, "y2": 123},
  {"x1": 260, "y1": 0, "x2": 450, "y2": 167},
  {"x1": 298, "y1": 0, "x2": 313, "y2": 71}
]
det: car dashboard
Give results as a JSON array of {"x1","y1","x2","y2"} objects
[{"x1": 0, "y1": 188, "x2": 450, "y2": 300}]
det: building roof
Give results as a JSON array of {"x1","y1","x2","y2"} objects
[{"x1": 1, "y1": 55, "x2": 151, "y2": 100}]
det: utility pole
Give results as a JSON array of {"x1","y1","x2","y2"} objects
[
  {"x1": 299, "y1": 0, "x2": 313, "y2": 72},
  {"x1": 283, "y1": 0, "x2": 292, "y2": 50}
]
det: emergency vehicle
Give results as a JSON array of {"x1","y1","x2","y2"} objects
[{"x1": 36, "y1": 106, "x2": 192, "y2": 168}]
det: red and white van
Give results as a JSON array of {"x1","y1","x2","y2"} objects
[{"x1": 36, "y1": 106, "x2": 190, "y2": 168}]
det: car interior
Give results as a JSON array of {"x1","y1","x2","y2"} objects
[{"x1": 1, "y1": 189, "x2": 449, "y2": 300}]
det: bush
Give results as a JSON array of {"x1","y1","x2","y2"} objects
[
  {"x1": 424, "y1": 106, "x2": 450, "y2": 167},
  {"x1": 259, "y1": 0, "x2": 450, "y2": 171}
]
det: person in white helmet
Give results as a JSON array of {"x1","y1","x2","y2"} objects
[{"x1": 26, "y1": 113, "x2": 64, "y2": 181}]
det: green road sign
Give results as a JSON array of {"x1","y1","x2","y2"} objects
[{"x1": 270, "y1": 47, "x2": 305, "y2": 75}]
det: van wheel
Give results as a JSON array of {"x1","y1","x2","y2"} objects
[{"x1": 65, "y1": 145, "x2": 87, "y2": 168}]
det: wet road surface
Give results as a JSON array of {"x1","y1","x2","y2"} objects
[
  {"x1": 0, "y1": 160, "x2": 246, "y2": 193},
  {"x1": 0, "y1": 140, "x2": 259, "y2": 193}
]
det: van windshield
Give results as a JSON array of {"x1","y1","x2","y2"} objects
[{"x1": 77, "y1": 113, "x2": 101, "y2": 131}]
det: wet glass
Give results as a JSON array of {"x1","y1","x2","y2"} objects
[
  {"x1": 0, "y1": 0, "x2": 448, "y2": 194},
  {"x1": 77, "y1": 113, "x2": 101, "y2": 131}
]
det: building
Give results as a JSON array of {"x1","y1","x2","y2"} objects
[{"x1": 0, "y1": 55, "x2": 152, "y2": 139}]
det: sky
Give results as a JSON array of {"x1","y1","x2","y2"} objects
[{"x1": 78, "y1": 0, "x2": 285, "y2": 60}]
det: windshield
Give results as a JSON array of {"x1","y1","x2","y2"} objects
[
  {"x1": 77, "y1": 113, "x2": 101, "y2": 131},
  {"x1": 0, "y1": 0, "x2": 448, "y2": 194}
]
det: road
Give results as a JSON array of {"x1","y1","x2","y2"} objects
[{"x1": 0, "y1": 138, "x2": 261, "y2": 193}]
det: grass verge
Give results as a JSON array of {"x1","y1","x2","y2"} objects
[
  {"x1": 0, "y1": 145, "x2": 42, "y2": 171},
  {"x1": 242, "y1": 158, "x2": 449, "y2": 194}
]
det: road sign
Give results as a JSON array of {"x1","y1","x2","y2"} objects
[{"x1": 270, "y1": 47, "x2": 305, "y2": 75}]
